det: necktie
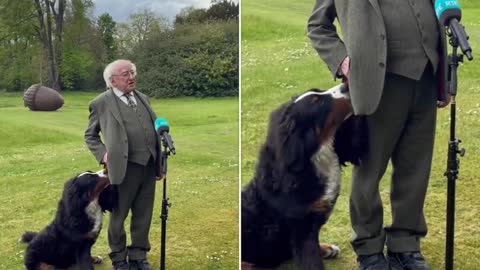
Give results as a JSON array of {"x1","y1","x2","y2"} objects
[{"x1": 124, "y1": 93, "x2": 137, "y2": 111}]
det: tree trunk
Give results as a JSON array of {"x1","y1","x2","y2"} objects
[
  {"x1": 33, "y1": 0, "x2": 64, "y2": 91},
  {"x1": 45, "y1": 1, "x2": 60, "y2": 90}
]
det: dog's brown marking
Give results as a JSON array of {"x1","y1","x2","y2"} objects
[
  {"x1": 91, "y1": 175, "x2": 110, "y2": 200},
  {"x1": 309, "y1": 198, "x2": 332, "y2": 214},
  {"x1": 85, "y1": 231, "x2": 99, "y2": 239},
  {"x1": 39, "y1": 263, "x2": 55, "y2": 270},
  {"x1": 320, "y1": 243, "x2": 340, "y2": 259},
  {"x1": 317, "y1": 96, "x2": 353, "y2": 144},
  {"x1": 241, "y1": 261, "x2": 255, "y2": 270}
]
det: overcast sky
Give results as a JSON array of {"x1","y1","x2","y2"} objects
[{"x1": 91, "y1": 0, "x2": 213, "y2": 22}]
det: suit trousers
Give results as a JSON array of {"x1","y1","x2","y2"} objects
[
  {"x1": 350, "y1": 66, "x2": 438, "y2": 255},
  {"x1": 109, "y1": 159, "x2": 156, "y2": 262}
]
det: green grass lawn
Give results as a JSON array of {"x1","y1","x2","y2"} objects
[
  {"x1": 241, "y1": 1, "x2": 480, "y2": 269},
  {"x1": 0, "y1": 92, "x2": 239, "y2": 269}
]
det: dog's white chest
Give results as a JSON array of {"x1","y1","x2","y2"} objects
[
  {"x1": 311, "y1": 139, "x2": 341, "y2": 204},
  {"x1": 85, "y1": 199, "x2": 103, "y2": 234}
]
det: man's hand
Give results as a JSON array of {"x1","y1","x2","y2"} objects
[
  {"x1": 102, "y1": 152, "x2": 108, "y2": 164},
  {"x1": 340, "y1": 56, "x2": 351, "y2": 82},
  {"x1": 437, "y1": 93, "x2": 452, "y2": 108}
]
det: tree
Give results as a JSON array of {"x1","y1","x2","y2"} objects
[
  {"x1": 61, "y1": 0, "x2": 97, "y2": 90},
  {"x1": 116, "y1": 10, "x2": 168, "y2": 58},
  {"x1": 97, "y1": 13, "x2": 116, "y2": 63},
  {"x1": 175, "y1": 1, "x2": 239, "y2": 25},
  {"x1": 135, "y1": 21, "x2": 238, "y2": 98},
  {"x1": 175, "y1": 6, "x2": 208, "y2": 25},
  {"x1": 129, "y1": 9, "x2": 168, "y2": 43},
  {"x1": 32, "y1": 0, "x2": 66, "y2": 91},
  {"x1": 0, "y1": 0, "x2": 41, "y2": 91},
  {"x1": 207, "y1": 0, "x2": 238, "y2": 21}
]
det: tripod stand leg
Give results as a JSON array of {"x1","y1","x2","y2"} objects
[
  {"x1": 445, "y1": 173, "x2": 456, "y2": 270},
  {"x1": 160, "y1": 177, "x2": 170, "y2": 270}
]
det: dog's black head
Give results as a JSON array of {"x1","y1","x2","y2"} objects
[
  {"x1": 267, "y1": 86, "x2": 354, "y2": 171},
  {"x1": 62, "y1": 171, "x2": 116, "y2": 213}
]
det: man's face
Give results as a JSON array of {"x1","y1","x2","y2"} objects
[{"x1": 111, "y1": 62, "x2": 136, "y2": 92}]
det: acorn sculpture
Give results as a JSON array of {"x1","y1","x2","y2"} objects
[{"x1": 23, "y1": 84, "x2": 64, "y2": 111}]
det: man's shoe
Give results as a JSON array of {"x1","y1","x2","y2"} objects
[
  {"x1": 387, "y1": 251, "x2": 431, "y2": 270},
  {"x1": 130, "y1": 259, "x2": 153, "y2": 270},
  {"x1": 357, "y1": 253, "x2": 390, "y2": 270},
  {"x1": 112, "y1": 260, "x2": 129, "y2": 270}
]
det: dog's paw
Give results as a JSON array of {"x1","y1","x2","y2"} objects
[
  {"x1": 91, "y1": 255, "x2": 103, "y2": 264},
  {"x1": 320, "y1": 244, "x2": 340, "y2": 260},
  {"x1": 241, "y1": 262, "x2": 255, "y2": 270}
]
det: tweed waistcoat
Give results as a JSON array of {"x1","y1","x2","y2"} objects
[
  {"x1": 117, "y1": 96, "x2": 157, "y2": 166},
  {"x1": 379, "y1": 0, "x2": 440, "y2": 80}
]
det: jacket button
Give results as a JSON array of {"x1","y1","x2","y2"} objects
[
  {"x1": 124, "y1": 155, "x2": 127, "y2": 159},
  {"x1": 380, "y1": 34, "x2": 385, "y2": 40},
  {"x1": 379, "y1": 62, "x2": 385, "y2": 68}
]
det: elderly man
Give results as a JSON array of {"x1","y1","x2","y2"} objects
[
  {"x1": 85, "y1": 59, "x2": 161, "y2": 270},
  {"x1": 308, "y1": 1, "x2": 450, "y2": 269}
]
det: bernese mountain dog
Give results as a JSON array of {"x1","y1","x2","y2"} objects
[
  {"x1": 21, "y1": 170, "x2": 118, "y2": 270},
  {"x1": 241, "y1": 85, "x2": 368, "y2": 270}
]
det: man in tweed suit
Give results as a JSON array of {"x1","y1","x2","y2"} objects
[
  {"x1": 85, "y1": 59, "x2": 161, "y2": 270},
  {"x1": 308, "y1": 1, "x2": 450, "y2": 269}
]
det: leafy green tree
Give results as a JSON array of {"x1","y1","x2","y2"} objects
[
  {"x1": 116, "y1": 10, "x2": 168, "y2": 58},
  {"x1": 60, "y1": 0, "x2": 97, "y2": 90},
  {"x1": 175, "y1": 1, "x2": 238, "y2": 25},
  {"x1": 207, "y1": 0, "x2": 239, "y2": 21},
  {"x1": 97, "y1": 13, "x2": 117, "y2": 63},
  {"x1": 135, "y1": 21, "x2": 238, "y2": 98},
  {"x1": 0, "y1": 0, "x2": 41, "y2": 91},
  {"x1": 175, "y1": 6, "x2": 208, "y2": 25}
]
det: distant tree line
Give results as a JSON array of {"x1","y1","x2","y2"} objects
[{"x1": 0, "y1": 0, "x2": 238, "y2": 98}]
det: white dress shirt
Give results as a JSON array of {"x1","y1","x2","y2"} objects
[{"x1": 112, "y1": 88, "x2": 137, "y2": 106}]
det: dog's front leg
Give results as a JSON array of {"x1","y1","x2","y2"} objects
[
  {"x1": 77, "y1": 246, "x2": 94, "y2": 270},
  {"x1": 291, "y1": 227, "x2": 324, "y2": 270}
]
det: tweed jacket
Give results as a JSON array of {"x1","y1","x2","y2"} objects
[
  {"x1": 307, "y1": 0, "x2": 449, "y2": 115},
  {"x1": 85, "y1": 89, "x2": 162, "y2": 184}
]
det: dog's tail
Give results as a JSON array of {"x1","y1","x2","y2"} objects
[{"x1": 20, "y1": 231, "x2": 38, "y2": 243}]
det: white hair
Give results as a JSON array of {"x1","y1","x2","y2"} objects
[{"x1": 103, "y1": 59, "x2": 137, "y2": 89}]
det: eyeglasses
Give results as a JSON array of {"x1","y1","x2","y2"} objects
[{"x1": 112, "y1": 70, "x2": 136, "y2": 78}]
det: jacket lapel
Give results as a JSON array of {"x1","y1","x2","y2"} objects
[
  {"x1": 134, "y1": 91, "x2": 157, "y2": 124},
  {"x1": 105, "y1": 89, "x2": 126, "y2": 130},
  {"x1": 368, "y1": 0, "x2": 383, "y2": 18}
]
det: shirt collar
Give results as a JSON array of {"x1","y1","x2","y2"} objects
[{"x1": 112, "y1": 87, "x2": 134, "y2": 98}]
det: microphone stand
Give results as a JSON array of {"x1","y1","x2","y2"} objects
[
  {"x1": 444, "y1": 26, "x2": 471, "y2": 270},
  {"x1": 160, "y1": 137, "x2": 173, "y2": 270}
]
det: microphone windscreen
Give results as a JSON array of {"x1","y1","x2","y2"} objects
[
  {"x1": 155, "y1": 118, "x2": 170, "y2": 132},
  {"x1": 435, "y1": 0, "x2": 462, "y2": 25}
]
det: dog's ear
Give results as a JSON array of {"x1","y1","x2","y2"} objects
[
  {"x1": 99, "y1": 185, "x2": 119, "y2": 212},
  {"x1": 280, "y1": 126, "x2": 317, "y2": 172},
  {"x1": 334, "y1": 116, "x2": 368, "y2": 165},
  {"x1": 269, "y1": 102, "x2": 318, "y2": 172},
  {"x1": 63, "y1": 176, "x2": 90, "y2": 212}
]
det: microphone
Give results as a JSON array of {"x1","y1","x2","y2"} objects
[
  {"x1": 155, "y1": 118, "x2": 176, "y2": 155},
  {"x1": 435, "y1": 0, "x2": 473, "y2": 60}
]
